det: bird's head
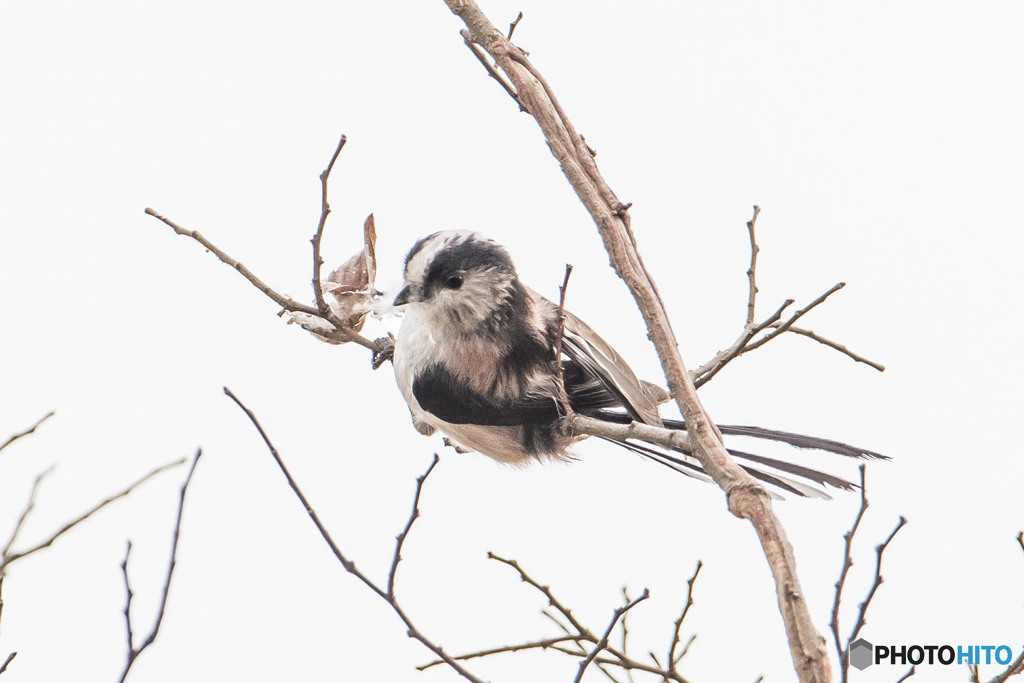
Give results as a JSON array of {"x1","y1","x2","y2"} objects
[{"x1": 393, "y1": 231, "x2": 525, "y2": 333}]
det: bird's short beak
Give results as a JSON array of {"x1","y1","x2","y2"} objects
[{"x1": 393, "y1": 286, "x2": 413, "y2": 306}]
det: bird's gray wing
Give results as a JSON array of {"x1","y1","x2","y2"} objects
[{"x1": 559, "y1": 307, "x2": 664, "y2": 427}]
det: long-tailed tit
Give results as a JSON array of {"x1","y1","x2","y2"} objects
[{"x1": 391, "y1": 231, "x2": 885, "y2": 497}]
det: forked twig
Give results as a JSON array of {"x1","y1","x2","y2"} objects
[
  {"x1": 223, "y1": 387, "x2": 485, "y2": 683},
  {"x1": 691, "y1": 206, "x2": 884, "y2": 388},
  {"x1": 145, "y1": 136, "x2": 384, "y2": 355},
  {"x1": 668, "y1": 560, "x2": 702, "y2": 669},
  {"x1": 575, "y1": 589, "x2": 650, "y2": 683},
  {"x1": 119, "y1": 450, "x2": 202, "y2": 683},
  {"x1": 831, "y1": 465, "x2": 907, "y2": 683},
  {"x1": 1, "y1": 459, "x2": 185, "y2": 569}
]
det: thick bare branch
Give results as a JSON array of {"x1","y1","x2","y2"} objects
[
  {"x1": 443, "y1": 3, "x2": 836, "y2": 679},
  {"x1": 119, "y1": 449, "x2": 202, "y2": 683}
]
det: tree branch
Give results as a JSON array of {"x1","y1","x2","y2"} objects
[
  {"x1": 312, "y1": 134, "x2": 348, "y2": 319},
  {"x1": 443, "y1": 2, "x2": 837, "y2": 678},
  {"x1": 690, "y1": 207, "x2": 884, "y2": 387},
  {"x1": 145, "y1": 138, "x2": 389, "y2": 359},
  {"x1": 118, "y1": 449, "x2": 202, "y2": 683},
  {"x1": 0, "y1": 411, "x2": 54, "y2": 456},
  {"x1": 575, "y1": 589, "x2": 650, "y2": 683},
  {"x1": 223, "y1": 387, "x2": 486, "y2": 683},
  {"x1": 1, "y1": 459, "x2": 185, "y2": 569}
]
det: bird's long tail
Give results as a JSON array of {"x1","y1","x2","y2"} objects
[{"x1": 589, "y1": 410, "x2": 888, "y2": 499}]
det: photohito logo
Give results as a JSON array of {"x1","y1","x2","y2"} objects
[{"x1": 849, "y1": 638, "x2": 1021, "y2": 671}]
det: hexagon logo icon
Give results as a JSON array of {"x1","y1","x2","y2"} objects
[{"x1": 849, "y1": 638, "x2": 874, "y2": 670}]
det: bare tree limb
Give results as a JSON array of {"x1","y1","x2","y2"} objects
[
  {"x1": 575, "y1": 589, "x2": 650, "y2": 683},
  {"x1": 1, "y1": 467, "x2": 55, "y2": 564},
  {"x1": 146, "y1": 138, "x2": 390, "y2": 359},
  {"x1": 744, "y1": 205, "x2": 762, "y2": 327},
  {"x1": 1, "y1": 459, "x2": 185, "y2": 569},
  {"x1": 982, "y1": 532, "x2": 1024, "y2": 683},
  {"x1": 443, "y1": 3, "x2": 844, "y2": 678},
  {"x1": 0, "y1": 652, "x2": 14, "y2": 676},
  {"x1": 690, "y1": 207, "x2": 884, "y2": 387},
  {"x1": 506, "y1": 10, "x2": 523, "y2": 40},
  {"x1": 780, "y1": 327, "x2": 886, "y2": 373},
  {"x1": 895, "y1": 666, "x2": 916, "y2": 682},
  {"x1": 223, "y1": 387, "x2": 487, "y2": 683},
  {"x1": 988, "y1": 649, "x2": 1024, "y2": 683},
  {"x1": 118, "y1": 449, "x2": 202, "y2": 683},
  {"x1": 0, "y1": 411, "x2": 55, "y2": 456},
  {"x1": 831, "y1": 465, "x2": 868, "y2": 683},
  {"x1": 668, "y1": 560, "x2": 702, "y2": 669},
  {"x1": 387, "y1": 454, "x2": 440, "y2": 600},
  {"x1": 312, "y1": 134, "x2": 349, "y2": 320},
  {"x1": 846, "y1": 516, "x2": 906, "y2": 649},
  {"x1": 421, "y1": 553, "x2": 694, "y2": 682}
]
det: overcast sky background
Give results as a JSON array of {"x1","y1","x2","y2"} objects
[{"x1": 2, "y1": 2, "x2": 1022, "y2": 682}]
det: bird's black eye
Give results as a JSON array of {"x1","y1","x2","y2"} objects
[{"x1": 444, "y1": 274, "x2": 463, "y2": 290}]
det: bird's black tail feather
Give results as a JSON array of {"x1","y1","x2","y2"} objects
[{"x1": 589, "y1": 410, "x2": 887, "y2": 499}]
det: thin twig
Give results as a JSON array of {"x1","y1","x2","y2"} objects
[
  {"x1": 831, "y1": 464, "x2": 868, "y2": 683},
  {"x1": 554, "y1": 263, "x2": 575, "y2": 417},
  {"x1": 847, "y1": 516, "x2": 907, "y2": 648},
  {"x1": 0, "y1": 411, "x2": 55, "y2": 456},
  {"x1": 668, "y1": 560, "x2": 702, "y2": 668},
  {"x1": 985, "y1": 534, "x2": 1024, "y2": 683},
  {"x1": 1, "y1": 459, "x2": 185, "y2": 568},
  {"x1": 691, "y1": 299, "x2": 794, "y2": 388},
  {"x1": 0, "y1": 652, "x2": 14, "y2": 676},
  {"x1": 896, "y1": 666, "x2": 917, "y2": 682},
  {"x1": 488, "y1": 552, "x2": 589, "y2": 636},
  {"x1": 619, "y1": 587, "x2": 635, "y2": 683},
  {"x1": 507, "y1": 11, "x2": 523, "y2": 40},
  {"x1": 312, "y1": 134, "x2": 348, "y2": 319},
  {"x1": 575, "y1": 589, "x2": 650, "y2": 683},
  {"x1": 144, "y1": 208, "x2": 379, "y2": 353},
  {"x1": 387, "y1": 454, "x2": 440, "y2": 599},
  {"x1": 460, "y1": 31, "x2": 520, "y2": 106},
  {"x1": 744, "y1": 205, "x2": 761, "y2": 328},
  {"x1": 783, "y1": 327, "x2": 886, "y2": 372},
  {"x1": 224, "y1": 387, "x2": 485, "y2": 683},
  {"x1": 1, "y1": 466, "x2": 55, "y2": 563},
  {"x1": 745, "y1": 282, "x2": 846, "y2": 352},
  {"x1": 417, "y1": 635, "x2": 585, "y2": 670},
  {"x1": 118, "y1": 449, "x2": 202, "y2": 683}
]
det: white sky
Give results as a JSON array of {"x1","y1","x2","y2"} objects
[{"x1": 2, "y1": 2, "x2": 1022, "y2": 682}]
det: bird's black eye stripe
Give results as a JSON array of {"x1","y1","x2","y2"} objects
[{"x1": 444, "y1": 274, "x2": 463, "y2": 289}]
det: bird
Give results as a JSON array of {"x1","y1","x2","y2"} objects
[{"x1": 390, "y1": 230, "x2": 886, "y2": 498}]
